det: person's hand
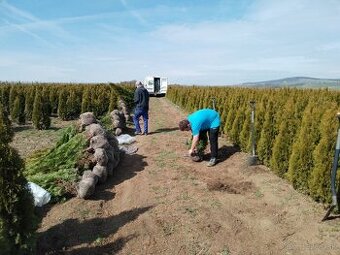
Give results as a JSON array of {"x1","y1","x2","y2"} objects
[{"x1": 188, "y1": 148, "x2": 195, "y2": 155}]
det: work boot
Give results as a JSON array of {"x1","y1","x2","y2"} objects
[
  {"x1": 207, "y1": 158, "x2": 217, "y2": 167},
  {"x1": 134, "y1": 131, "x2": 142, "y2": 135}
]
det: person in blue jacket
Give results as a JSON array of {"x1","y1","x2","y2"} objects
[
  {"x1": 133, "y1": 81, "x2": 149, "y2": 135},
  {"x1": 179, "y1": 109, "x2": 220, "y2": 167}
]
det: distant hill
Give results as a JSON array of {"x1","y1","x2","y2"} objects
[{"x1": 241, "y1": 77, "x2": 340, "y2": 89}]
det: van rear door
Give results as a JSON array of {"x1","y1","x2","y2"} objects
[
  {"x1": 160, "y1": 78, "x2": 168, "y2": 94},
  {"x1": 154, "y1": 77, "x2": 161, "y2": 94}
]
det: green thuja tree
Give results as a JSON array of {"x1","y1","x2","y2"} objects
[
  {"x1": 0, "y1": 103, "x2": 13, "y2": 144},
  {"x1": 0, "y1": 105, "x2": 36, "y2": 255},
  {"x1": 41, "y1": 87, "x2": 52, "y2": 117},
  {"x1": 270, "y1": 98, "x2": 298, "y2": 177},
  {"x1": 224, "y1": 94, "x2": 240, "y2": 134},
  {"x1": 49, "y1": 87, "x2": 59, "y2": 115},
  {"x1": 239, "y1": 104, "x2": 252, "y2": 152},
  {"x1": 254, "y1": 94, "x2": 268, "y2": 145},
  {"x1": 11, "y1": 97, "x2": 21, "y2": 124},
  {"x1": 308, "y1": 104, "x2": 339, "y2": 202},
  {"x1": 81, "y1": 87, "x2": 92, "y2": 113},
  {"x1": 0, "y1": 85, "x2": 11, "y2": 113},
  {"x1": 32, "y1": 90, "x2": 51, "y2": 130},
  {"x1": 230, "y1": 101, "x2": 246, "y2": 145},
  {"x1": 93, "y1": 85, "x2": 109, "y2": 116},
  {"x1": 57, "y1": 89, "x2": 68, "y2": 120},
  {"x1": 65, "y1": 89, "x2": 80, "y2": 120},
  {"x1": 11, "y1": 95, "x2": 25, "y2": 125},
  {"x1": 257, "y1": 99, "x2": 277, "y2": 166},
  {"x1": 24, "y1": 87, "x2": 35, "y2": 121},
  {"x1": 9, "y1": 86, "x2": 18, "y2": 117},
  {"x1": 108, "y1": 86, "x2": 118, "y2": 112},
  {"x1": 286, "y1": 100, "x2": 325, "y2": 191}
]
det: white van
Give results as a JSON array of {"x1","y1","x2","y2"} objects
[{"x1": 144, "y1": 76, "x2": 168, "y2": 96}]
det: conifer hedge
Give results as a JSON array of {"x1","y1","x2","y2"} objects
[
  {"x1": 0, "y1": 82, "x2": 135, "y2": 129},
  {"x1": 0, "y1": 103, "x2": 36, "y2": 254},
  {"x1": 167, "y1": 85, "x2": 340, "y2": 203}
]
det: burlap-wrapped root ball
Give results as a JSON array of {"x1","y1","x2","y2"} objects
[
  {"x1": 82, "y1": 170, "x2": 98, "y2": 185},
  {"x1": 89, "y1": 135, "x2": 110, "y2": 150},
  {"x1": 93, "y1": 164, "x2": 108, "y2": 184},
  {"x1": 78, "y1": 112, "x2": 97, "y2": 131},
  {"x1": 110, "y1": 110, "x2": 126, "y2": 136},
  {"x1": 86, "y1": 123, "x2": 106, "y2": 139},
  {"x1": 105, "y1": 147, "x2": 119, "y2": 176},
  {"x1": 94, "y1": 148, "x2": 108, "y2": 166},
  {"x1": 107, "y1": 133, "x2": 119, "y2": 150},
  {"x1": 77, "y1": 177, "x2": 96, "y2": 199},
  {"x1": 118, "y1": 99, "x2": 130, "y2": 122}
]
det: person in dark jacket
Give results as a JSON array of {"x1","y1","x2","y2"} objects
[{"x1": 133, "y1": 81, "x2": 149, "y2": 135}]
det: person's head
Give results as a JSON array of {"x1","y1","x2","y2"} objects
[
  {"x1": 178, "y1": 119, "x2": 190, "y2": 131},
  {"x1": 135, "y1": 81, "x2": 143, "y2": 88}
]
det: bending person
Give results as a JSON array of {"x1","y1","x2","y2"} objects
[{"x1": 179, "y1": 109, "x2": 220, "y2": 167}]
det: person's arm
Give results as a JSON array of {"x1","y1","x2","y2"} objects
[
  {"x1": 189, "y1": 134, "x2": 199, "y2": 155},
  {"x1": 134, "y1": 89, "x2": 140, "y2": 104}
]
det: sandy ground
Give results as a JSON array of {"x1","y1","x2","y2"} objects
[{"x1": 14, "y1": 98, "x2": 340, "y2": 255}]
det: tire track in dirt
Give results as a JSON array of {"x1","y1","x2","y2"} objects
[{"x1": 37, "y1": 97, "x2": 340, "y2": 255}]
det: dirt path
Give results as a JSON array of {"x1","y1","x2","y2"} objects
[{"x1": 37, "y1": 98, "x2": 340, "y2": 255}]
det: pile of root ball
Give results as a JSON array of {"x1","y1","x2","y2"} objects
[
  {"x1": 110, "y1": 99, "x2": 129, "y2": 136},
  {"x1": 77, "y1": 112, "x2": 122, "y2": 199}
]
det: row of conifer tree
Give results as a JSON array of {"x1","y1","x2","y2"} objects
[
  {"x1": 167, "y1": 85, "x2": 340, "y2": 203},
  {"x1": 0, "y1": 81, "x2": 135, "y2": 130}
]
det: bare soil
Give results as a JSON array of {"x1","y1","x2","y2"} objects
[{"x1": 14, "y1": 98, "x2": 340, "y2": 255}]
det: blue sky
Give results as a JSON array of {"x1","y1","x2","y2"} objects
[{"x1": 0, "y1": 0, "x2": 340, "y2": 85}]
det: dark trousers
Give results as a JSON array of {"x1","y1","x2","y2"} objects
[
  {"x1": 208, "y1": 127, "x2": 219, "y2": 158},
  {"x1": 133, "y1": 108, "x2": 148, "y2": 134},
  {"x1": 199, "y1": 127, "x2": 219, "y2": 158}
]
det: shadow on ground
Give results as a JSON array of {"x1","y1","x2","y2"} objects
[
  {"x1": 91, "y1": 153, "x2": 148, "y2": 201},
  {"x1": 13, "y1": 124, "x2": 61, "y2": 133},
  {"x1": 217, "y1": 145, "x2": 239, "y2": 163},
  {"x1": 148, "y1": 127, "x2": 178, "y2": 135},
  {"x1": 36, "y1": 206, "x2": 153, "y2": 255}
]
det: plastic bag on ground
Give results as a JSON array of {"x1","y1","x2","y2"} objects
[
  {"x1": 27, "y1": 182, "x2": 51, "y2": 207},
  {"x1": 117, "y1": 134, "x2": 136, "y2": 145}
]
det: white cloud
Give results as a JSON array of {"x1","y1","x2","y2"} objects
[
  {"x1": 145, "y1": 0, "x2": 340, "y2": 83},
  {"x1": 0, "y1": 0, "x2": 340, "y2": 84}
]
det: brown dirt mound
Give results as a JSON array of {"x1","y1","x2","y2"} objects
[{"x1": 207, "y1": 178, "x2": 255, "y2": 194}]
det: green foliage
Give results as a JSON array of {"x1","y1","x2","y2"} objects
[
  {"x1": 24, "y1": 88, "x2": 35, "y2": 121},
  {"x1": 257, "y1": 100, "x2": 277, "y2": 166},
  {"x1": 32, "y1": 90, "x2": 51, "y2": 130},
  {"x1": 99, "y1": 114, "x2": 113, "y2": 131},
  {"x1": 11, "y1": 96, "x2": 25, "y2": 124},
  {"x1": 286, "y1": 101, "x2": 325, "y2": 191},
  {"x1": 239, "y1": 105, "x2": 251, "y2": 152},
  {"x1": 57, "y1": 89, "x2": 68, "y2": 120},
  {"x1": 65, "y1": 89, "x2": 81, "y2": 120},
  {"x1": 0, "y1": 103, "x2": 13, "y2": 144},
  {"x1": 308, "y1": 104, "x2": 339, "y2": 202},
  {"x1": 230, "y1": 103, "x2": 246, "y2": 145},
  {"x1": 81, "y1": 87, "x2": 91, "y2": 113},
  {"x1": 0, "y1": 109, "x2": 36, "y2": 254},
  {"x1": 108, "y1": 86, "x2": 119, "y2": 112},
  {"x1": 25, "y1": 126, "x2": 87, "y2": 199},
  {"x1": 270, "y1": 99, "x2": 298, "y2": 177},
  {"x1": 0, "y1": 85, "x2": 11, "y2": 113}
]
